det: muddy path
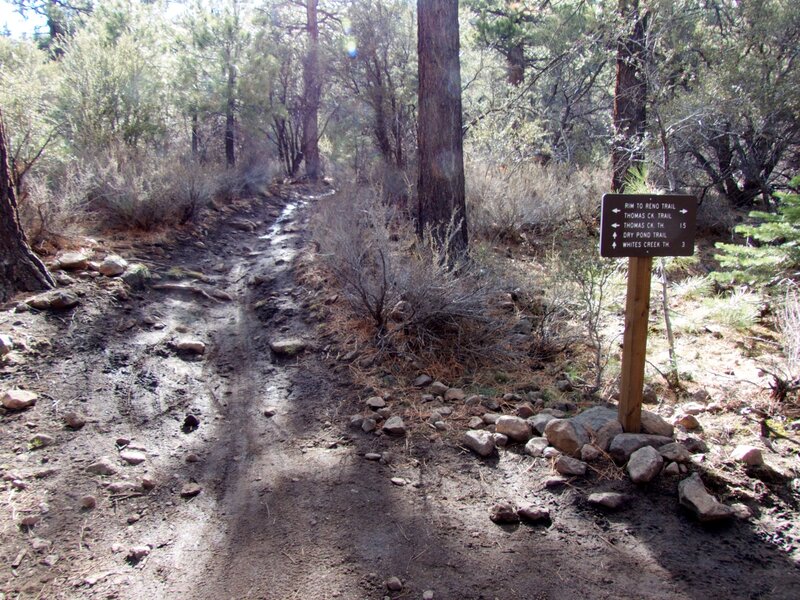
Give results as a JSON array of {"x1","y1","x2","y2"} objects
[{"x1": 1, "y1": 189, "x2": 799, "y2": 599}]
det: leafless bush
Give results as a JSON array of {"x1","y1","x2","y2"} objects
[
  {"x1": 466, "y1": 160, "x2": 605, "y2": 242},
  {"x1": 313, "y1": 187, "x2": 518, "y2": 368},
  {"x1": 84, "y1": 148, "x2": 219, "y2": 230},
  {"x1": 696, "y1": 192, "x2": 736, "y2": 235},
  {"x1": 557, "y1": 243, "x2": 625, "y2": 391},
  {"x1": 17, "y1": 166, "x2": 85, "y2": 248}
]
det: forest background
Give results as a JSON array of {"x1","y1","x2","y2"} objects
[{"x1": 1, "y1": 0, "x2": 799, "y2": 405}]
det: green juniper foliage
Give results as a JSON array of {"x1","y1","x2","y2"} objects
[{"x1": 715, "y1": 176, "x2": 800, "y2": 283}]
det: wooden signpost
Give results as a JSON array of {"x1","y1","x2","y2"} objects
[{"x1": 600, "y1": 194, "x2": 697, "y2": 432}]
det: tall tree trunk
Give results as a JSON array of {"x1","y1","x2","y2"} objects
[
  {"x1": 225, "y1": 64, "x2": 236, "y2": 169},
  {"x1": 302, "y1": 0, "x2": 322, "y2": 182},
  {"x1": 0, "y1": 112, "x2": 53, "y2": 303},
  {"x1": 611, "y1": 0, "x2": 648, "y2": 192},
  {"x1": 416, "y1": 0, "x2": 468, "y2": 259},
  {"x1": 191, "y1": 111, "x2": 200, "y2": 159}
]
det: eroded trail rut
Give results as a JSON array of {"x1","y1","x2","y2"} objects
[{"x1": 2, "y1": 191, "x2": 800, "y2": 600}]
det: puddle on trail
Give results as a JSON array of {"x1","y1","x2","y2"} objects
[{"x1": 262, "y1": 201, "x2": 300, "y2": 241}]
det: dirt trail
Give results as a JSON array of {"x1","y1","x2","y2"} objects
[{"x1": 1, "y1": 189, "x2": 799, "y2": 599}]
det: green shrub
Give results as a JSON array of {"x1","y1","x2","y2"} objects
[{"x1": 714, "y1": 176, "x2": 800, "y2": 284}]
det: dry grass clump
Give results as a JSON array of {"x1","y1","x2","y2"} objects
[{"x1": 465, "y1": 160, "x2": 605, "y2": 243}]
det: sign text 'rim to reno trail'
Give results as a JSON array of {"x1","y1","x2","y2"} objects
[{"x1": 600, "y1": 194, "x2": 697, "y2": 258}]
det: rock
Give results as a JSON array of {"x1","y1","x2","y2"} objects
[
  {"x1": 571, "y1": 406, "x2": 619, "y2": 434},
  {"x1": 180, "y1": 483, "x2": 202, "y2": 498},
  {"x1": 659, "y1": 442, "x2": 692, "y2": 463},
  {"x1": 587, "y1": 492, "x2": 630, "y2": 511},
  {"x1": 30, "y1": 434, "x2": 54, "y2": 449},
  {"x1": 489, "y1": 502, "x2": 520, "y2": 524},
  {"x1": 444, "y1": 388, "x2": 466, "y2": 402},
  {"x1": 609, "y1": 433, "x2": 673, "y2": 463},
  {"x1": 382, "y1": 416, "x2": 406, "y2": 435},
  {"x1": 20, "y1": 514, "x2": 41, "y2": 527},
  {"x1": 641, "y1": 411, "x2": 674, "y2": 437},
  {"x1": 544, "y1": 475, "x2": 568, "y2": 489},
  {"x1": 482, "y1": 397, "x2": 501, "y2": 411},
  {"x1": 429, "y1": 381, "x2": 449, "y2": 396},
  {"x1": 385, "y1": 577, "x2": 403, "y2": 592},
  {"x1": 730, "y1": 502, "x2": 752, "y2": 520},
  {"x1": 482, "y1": 412, "x2": 502, "y2": 425},
  {"x1": 361, "y1": 418, "x2": 377, "y2": 433},
  {"x1": 681, "y1": 402, "x2": 707, "y2": 415},
  {"x1": 518, "y1": 506, "x2": 551, "y2": 524},
  {"x1": 182, "y1": 414, "x2": 200, "y2": 432},
  {"x1": 524, "y1": 437, "x2": 548, "y2": 458},
  {"x1": 413, "y1": 375, "x2": 433, "y2": 387},
  {"x1": 495, "y1": 415, "x2": 532, "y2": 442},
  {"x1": 263, "y1": 406, "x2": 278, "y2": 418},
  {"x1": 674, "y1": 413, "x2": 701, "y2": 430},
  {"x1": 423, "y1": 591, "x2": 435, "y2": 600},
  {"x1": 120, "y1": 450, "x2": 146, "y2": 465},
  {"x1": 121, "y1": 263, "x2": 150, "y2": 289},
  {"x1": 56, "y1": 251, "x2": 90, "y2": 271},
  {"x1": 63, "y1": 412, "x2": 86, "y2": 430},
  {"x1": 366, "y1": 396, "x2": 386, "y2": 410},
  {"x1": 376, "y1": 407, "x2": 391, "y2": 420},
  {"x1": 365, "y1": 453, "x2": 382, "y2": 461},
  {"x1": 468, "y1": 416, "x2": 484, "y2": 429},
  {"x1": 555, "y1": 378, "x2": 573, "y2": 393},
  {"x1": 542, "y1": 447, "x2": 561, "y2": 459},
  {"x1": 141, "y1": 477, "x2": 157, "y2": 491},
  {"x1": 515, "y1": 403, "x2": 536, "y2": 419},
  {"x1": 349, "y1": 415, "x2": 364, "y2": 429},
  {"x1": 462, "y1": 430, "x2": 495, "y2": 457},
  {"x1": 555, "y1": 455, "x2": 587, "y2": 476},
  {"x1": 594, "y1": 420, "x2": 623, "y2": 451},
  {"x1": 731, "y1": 445, "x2": 763, "y2": 466},
  {"x1": 126, "y1": 545, "x2": 150, "y2": 562},
  {"x1": 492, "y1": 432, "x2": 508, "y2": 447},
  {"x1": 627, "y1": 446, "x2": 664, "y2": 483},
  {"x1": 642, "y1": 384, "x2": 658, "y2": 404},
  {"x1": 678, "y1": 473, "x2": 734, "y2": 522},
  {"x1": 176, "y1": 339, "x2": 206, "y2": 355},
  {"x1": 390, "y1": 477, "x2": 406, "y2": 486},
  {"x1": 580, "y1": 444, "x2": 602, "y2": 462},
  {"x1": 86, "y1": 458, "x2": 117, "y2": 476},
  {"x1": 681, "y1": 436, "x2": 708, "y2": 453},
  {"x1": 107, "y1": 481, "x2": 140, "y2": 494},
  {"x1": 99, "y1": 255, "x2": 128, "y2": 277},
  {"x1": 544, "y1": 419, "x2": 586, "y2": 457},
  {"x1": 30, "y1": 538, "x2": 52, "y2": 552},
  {"x1": 2, "y1": 389, "x2": 38, "y2": 410},
  {"x1": 0, "y1": 333, "x2": 13, "y2": 356},
  {"x1": 529, "y1": 413, "x2": 555, "y2": 435},
  {"x1": 80, "y1": 496, "x2": 97, "y2": 510},
  {"x1": 663, "y1": 462, "x2": 681, "y2": 476},
  {"x1": 28, "y1": 290, "x2": 80, "y2": 310},
  {"x1": 270, "y1": 338, "x2": 306, "y2": 356}
]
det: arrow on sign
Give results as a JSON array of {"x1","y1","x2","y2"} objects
[
  {"x1": 679, "y1": 209, "x2": 688, "y2": 214},
  {"x1": 612, "y1": 208, "x2": 621, "y2": 214},
  {"x1": 612, "y1": 242, "x2": 617, "y2": 249},
  {"x1": 611, "y1": 223, "x2": 620, "y2": 229},
  {"x1": 613, "y1": 232, "x2": 618, "y2": 239}
]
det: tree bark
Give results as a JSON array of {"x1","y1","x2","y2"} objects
[
  {"x1": 302, "y1": 0, "x2": 322, "y2": 182},
  {"x1": 225, "y1": 64, "x2": 236, "y2": 168},
  {"x1": 611, "y1": 0, "x2": 648, "y2": 192},
  {"x1": 0, "y1": 111, "x2": 54, "y2": 303},
  {"x1": 416, "y1": 0, "x2": 468, "y2": 259}
]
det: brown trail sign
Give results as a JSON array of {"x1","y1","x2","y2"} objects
[{"x1": 600, "y1": 194, "x2": 697, "y2": 432}]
